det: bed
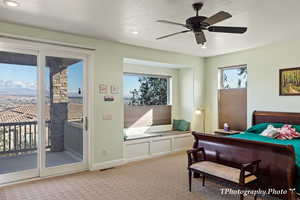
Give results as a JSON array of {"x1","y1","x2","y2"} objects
[
  {"x1": 230, "y1": 111, "x2": 300, "y2": 193},
  {"x1": 192, "y1": 111, "x2": 300, "y2": 200}
]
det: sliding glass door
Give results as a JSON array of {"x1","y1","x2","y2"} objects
[
  {"x1": 42, "y1": 52, "x2": 87, "y2": 175},
  {"x1": 0, "y1": 48, "x2": 40, "y2": 184},
  {"x1": 0, "y1": 43, "x2": 89, "y2": 184}
]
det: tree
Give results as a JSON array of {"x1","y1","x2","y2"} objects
[
  {"x1": 129, "y1": 89, "x2": 139, "y2": 105},
  {"x1": 129, "y1": 76, "x2": 168, "y2": 105},
  {"x1": 223, "y1": 73, "x2": 229, "y2": 89},
  {"x1": 237, "y1": 67, "x2": 247, "y2": 88}
]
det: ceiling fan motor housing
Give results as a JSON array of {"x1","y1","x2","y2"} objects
[
  {"x1": 186, "y1": 16, "x2": 207, "y2": 32},
  {"x1": 192, "y1": 2, "x2": 203, "y2": 12}
]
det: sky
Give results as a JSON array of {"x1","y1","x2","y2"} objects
[
  {"x1": 123, "y1": 74, "x2": 141, "y2": 98},
  {"x1": 222, "y1": 68, "x2": 247, "y2": 88},
  {"x1": 0, "y1": 61, "x2": 83, "y2": 95},
  {"x1": 0, "y1": 63, "x2": 36, "y2": 84}
]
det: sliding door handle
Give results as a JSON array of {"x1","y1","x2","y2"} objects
[{"x1": 85, "y1": 116, "x2": 88, "y2": 131}]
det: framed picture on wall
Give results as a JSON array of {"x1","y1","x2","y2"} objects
[
  {"x1": 99, "y1": 84, "x2": 108, "y2": 94},
  {"x1": 280, "y1": 67, "x2": 300, "y2": 96}
]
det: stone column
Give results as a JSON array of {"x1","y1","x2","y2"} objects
[{"x1": 48, "y1": 58, "x2": 68, "y2": 152}]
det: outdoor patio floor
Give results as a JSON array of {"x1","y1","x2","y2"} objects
[{"x1": 0, "y1": 151, "x2": 82, "y2": 174}]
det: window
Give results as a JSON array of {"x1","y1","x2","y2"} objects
[
  {"x1": 123, "y1": 73, "x2": 171, "y2": 129},
  {"x1": 220, "y1": 65, "x2": 247, "y2": 89},
  {"x1": 218, "y1": 65, "x2": 247, "y2": 131},
  {"x1": 123, "y1": 73, "x2": 170, "y2": 106}
]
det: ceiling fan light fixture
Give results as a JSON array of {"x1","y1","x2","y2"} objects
[
  {"x1": 156, "y1": 2, "x2": 247, "y2": 45},
  {"x1": 4, "y1": 0, "x2": 20, "y2": 7}
]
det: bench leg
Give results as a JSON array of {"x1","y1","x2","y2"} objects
[
  {"x1": 188, "y1": 169, "x2": 192, "y2": 192},
  {"x1": 240, "y1": 194, "x2": 244, "y2": 200},
  {"x1": 202, "y1": 174, "x2": 205, "y2": 187},
  {"x1": 194, "y1": 172, "x2": 200, "y2": 178},
  {"x1": 288, "y1": 190, "x2": 297, "y2": 200}
]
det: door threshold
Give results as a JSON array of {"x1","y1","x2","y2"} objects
[{"x1": 0, "y1": 168, "x2": 88, "y2": 188}]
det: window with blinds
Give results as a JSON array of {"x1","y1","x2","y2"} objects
[{"x1": 218, "y1": 65, "x2": 247, "y2": 131}]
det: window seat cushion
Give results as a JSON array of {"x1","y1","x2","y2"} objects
[{"x1": 173, "y1": 119, "x2": 190, "y2": 131}]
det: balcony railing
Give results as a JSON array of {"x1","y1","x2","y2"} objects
[{"x1": 0, "y1": 121, "x2": 51, "y2": 155}]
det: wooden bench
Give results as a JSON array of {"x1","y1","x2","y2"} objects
[{"x1": 187, "y1": 147, "x2": 260, "y2": 200}]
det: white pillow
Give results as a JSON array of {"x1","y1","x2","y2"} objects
[{"x1": 260, "y1": 125, "x2": 280, "y2": 138}]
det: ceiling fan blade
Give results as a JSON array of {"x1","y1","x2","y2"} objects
[
  {"x1": 208, "y1": 26, "x2": 247, "y2": 34},
  {"x1": 202, "y1": 11, "x2": 232, "y2": 25},
  {"x1": 157, "y1": 20, "x2": 187, "y2": 28},
  {"x1": 156, "y1": 30, "x2": 191, "y2": 40},
  {"x1": 195, "y1": 31, "x2": 206, "y2": 44}
]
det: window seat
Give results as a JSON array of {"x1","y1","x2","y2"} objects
[
  {"x1": 124, "y1": 131, "x2": 193, "y2": 163},
  {"x1": 125, "y1": 130, "x2": 190, "y2": 141}
]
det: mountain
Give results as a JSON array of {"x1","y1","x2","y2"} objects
[
  {"x1": 0, "y1": 80, "x2": 83, "y2": 97},
  {"x1": 0, "y1": 80, "x2": 36, "y2": 89},
  {"x1": 0, "y1": 80, "x2": 36, "y2": 96}
]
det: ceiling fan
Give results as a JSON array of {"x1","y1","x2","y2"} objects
[{"x1": 156, "y1": 2, "x2": 247, "y2": 45}]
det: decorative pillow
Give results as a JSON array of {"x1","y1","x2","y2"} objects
[
  {"x1": 260, "y1": 125, "x2": 280, "y2": 138},
  {"x1": 276, "y1": 125, "x2": 300, "y2": 140},
  {"x1": 173, "y1": 120, "x2": 190, "y2": 131},
  {"x1": 246, "y1": 123, "x2": 284, "y2": 134},
  {"x1": 173, "y1": 120, "x2": 181, "y2": 130},
  {"x1": 293, "y1": 125, "x2": 300, "y2": 133},
  {"x1": 177, "y1": 120, "x2": 190, "y2": 131}
]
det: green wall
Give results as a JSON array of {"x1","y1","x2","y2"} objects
[{"x1": 204, "y1": 39, "x2": 300, "y2": 132}]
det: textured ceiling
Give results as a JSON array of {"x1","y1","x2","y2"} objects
[{"x1": 0, "y1": 0, "x2": 300, "y2": 57}]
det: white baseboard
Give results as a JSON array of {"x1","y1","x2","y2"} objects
[
  {"x1": 90, "y1": 159, "x2": 124, "y2": 171},
  {"x1": 124, "y1": 155, "x2": 150, "y2": 163},
  {"x1": 173, "y1": 147, "x2": 190, "y2": 153},
  {"x1": 0, "y1": 168, "x2": 87, "y2": 188},
  {"x1": 91, "y1": 149, "x2": 186, "y2": 171},
  {"x1": 124, "y1": 150, "x2": 184, "y2": 164}
]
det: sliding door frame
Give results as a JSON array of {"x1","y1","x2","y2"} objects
[
  {"x1": 40, "y1": 49, "x2": 89, "y2": 177},
  {"x1": 0, "y1": 37, "x2": 95, "y2": 184},
  {"x1": 0, "y1": 45, "x2": 40, "y2": 184}
]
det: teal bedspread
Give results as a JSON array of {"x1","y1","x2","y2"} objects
[{"x1": 229, "y1": 132, "x2": 300, "y2": 192}]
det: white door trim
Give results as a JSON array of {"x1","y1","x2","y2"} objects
[
  {"x1": 0, "y1": 37, "x2": 95, "y2": 184},
  {"x1": 39, "y1": 49, "x2": 89, "y2": 177},
  {"x1": 0, "y1": 46, "x2": 40, "y2": 184},
  {"x1": 0, "y1": 32, "x2": 96, "y2": 51}
]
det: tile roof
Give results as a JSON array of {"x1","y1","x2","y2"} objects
[{"x1": 0, "y1": 104, "x2": 82, "y2": 124}]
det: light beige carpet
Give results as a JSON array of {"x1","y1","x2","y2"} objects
[{"x1": 0, "y1": 153, "x2": 281, "y2": 200}]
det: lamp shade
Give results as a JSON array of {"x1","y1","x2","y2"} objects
[{"x1": 191, "y1": 109, "x2": 205, "y2": 132}]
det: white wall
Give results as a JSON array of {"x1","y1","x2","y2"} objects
[
  {"x1": 179, "y1": 68, "x2": 194, "y2": 122},
  {"x1": 204, "y1": 39, "x2": 300, "y2": 132},
  {"x1": 0, "y1": 22, "x2": 205, "y2": 165}
]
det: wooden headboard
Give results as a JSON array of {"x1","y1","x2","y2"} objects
[{"x1": 252, "y1": 111, "x2": 300, "y2": 126}]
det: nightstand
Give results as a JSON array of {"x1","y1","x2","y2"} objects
[{"x1": 214, "y1": 129, "x2": 241, "y2": 136}]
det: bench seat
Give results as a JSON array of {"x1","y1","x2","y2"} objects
[
  {"x1": 187, "y1": 147, "x2": 261, "y2": 200},
  {"x1": 190, "y1": 161, "x2": 257, "y2": 184}
]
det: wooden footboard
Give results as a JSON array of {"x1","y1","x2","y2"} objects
[{"x1": 192, "y1": 132, "x2": 296, "y2": 200}]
